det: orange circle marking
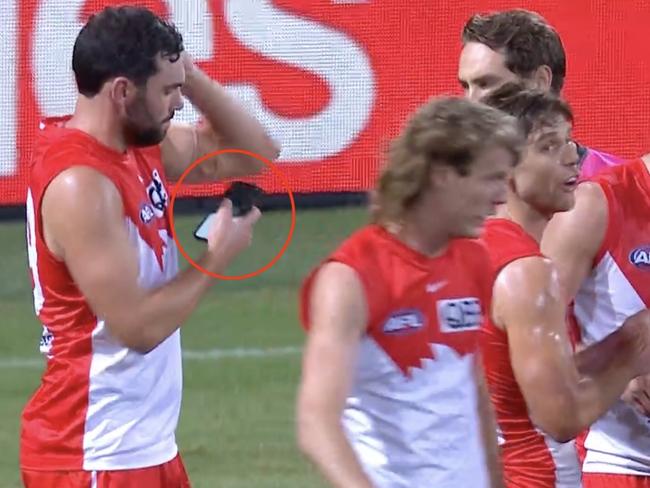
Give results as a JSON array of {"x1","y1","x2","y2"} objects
[{"x1": 169, "y1": 149, "x2": 296, "y2": 281}]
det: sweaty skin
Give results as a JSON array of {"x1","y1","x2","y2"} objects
[
  {"x1": 541, "y1": 156, "x2": 650, "y2": 417},
  {"x1": 487, "y1": 121, "x2": 650, "y2": 443}
]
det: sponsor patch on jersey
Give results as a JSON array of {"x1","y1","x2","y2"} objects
[
  {"x1": 382, "y1": 309, "x2": 425, "y2": 335},
  {"x1": 437, "y1": 297, "x2": 482, "y2": 333},
  {"x1": 629, "y1": 246, "x2": 650, "y2": 269},
  {"x1": 39, "y1": 326, "x2": 53, "y2": 355},
  {"x1": 140, "y1": 203, "x2": 155, "y2": 224}
]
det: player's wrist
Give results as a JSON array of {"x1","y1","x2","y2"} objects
[
  {"x1": 625, "y1": 318, "x2": 650, "y2": 377},
  {"x1": 198, "y1": 248, "x2": 230, "y2": 275},
  {"x1": 181, "y1": 67, "x2": 222, "y2": 103}
]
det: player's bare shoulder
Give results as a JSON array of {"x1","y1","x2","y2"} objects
[
  {"x1": 41, "y1": 166, "x2": 124, "y2": 258},
  {"x1": 492, "y1": 255, "x2": 560, "y2": 328},
  {"x1": 496, "y1": 256, "x2": 557, "y2": 298}
]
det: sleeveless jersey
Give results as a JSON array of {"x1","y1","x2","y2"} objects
[
  {"x1": 573, "y1": 158, "x2": 650, "y2": 476},
  {"x1": 300, "y1": 224, "x2": 494, "y2": 488},
  {"x1": 20, "y1": 116, "x2": 182, "y2": 471},
  {"x1": 481, "y1": 218, "x2": 582, "y2": 488}
]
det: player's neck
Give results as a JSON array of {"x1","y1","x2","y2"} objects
[
  {"x1": 391, "y1": 204, "x2": 449, "y2": 258},
  {"x1": 495, "y1": 195, "x2": 550, "y2": 243},
  {"x1": 66, "y1": 96, "x2": 128, "y2": 154}
]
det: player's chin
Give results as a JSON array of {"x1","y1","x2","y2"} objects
[
  {"x1": 553, "y1": 194, "x2": 576, "y2": 213},
  {"x1": 453, "y1": 220, "x2": 485, "y2": 239}
]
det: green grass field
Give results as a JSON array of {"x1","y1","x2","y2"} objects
[{"x1": 0, "y1": 206, "x2": 367, "y2": 488}]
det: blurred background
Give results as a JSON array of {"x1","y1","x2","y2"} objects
[{"x1": 1, "y1": 1, "x2": 650, "y2": 486}]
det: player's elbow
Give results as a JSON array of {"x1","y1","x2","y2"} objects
[
  {"x1": 530, "y1": 406, "x2": 581, "y2": 443},
  {"x1": 296, "y1": 405, "x2": 319, "y2": 456},
  {"x1": 539, "y1": 422, "x2": 578, "y2": 443},
  {"x1": 105, "y1": 319, "x2": 160, "y2": 355},
  {"x1": 296, "y1": 419, "x2": 315, "y2": 458},
  {"x1": 259, "y1": 134, "x2": 281, "y2": 163},
  {"x1": 296, "y1": 400, "x2": 335, "y2": 459}
]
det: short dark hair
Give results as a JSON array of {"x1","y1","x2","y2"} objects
[
  {"x1": 72, "y1": 6, "x2": 184, "y2": 97},
  {"x1": 481, "y1": 82, "x2": 573, "y2": 138},
  {"x1": 462, "y1": 9, "x2": 566, "y2": 93}
]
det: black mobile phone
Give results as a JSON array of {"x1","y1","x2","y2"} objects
[
  {"x1": 224, "y1": 181, "x2": 263, "y2": 217},
  {"x1": 193, "y1": 182, "x2": 263, "y2": 241}
]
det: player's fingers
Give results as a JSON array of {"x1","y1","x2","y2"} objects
[
  {"x1": 633, "y1": 396, "x2": 650, "y2": 417},
  {"x1": 639, "y1": 388, "x2": 650, "y2": 407},
  {"x1": 639, "y1": 374, "x2": 650, "y2": 389},
  {"x1": 216, "y1": 198, "x2": 233, "y2": 217},
  {"x1": 243, "y1": 206, "x2": 262, "y2": 225}
]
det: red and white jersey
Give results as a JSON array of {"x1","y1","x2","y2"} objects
[
  {"x1": 573, "y1": 158, "x2": 650, "y2": 476},
  {"x1": 481, "y1": 218, "x2": 582, "y2": 488},
  {"x1": 21, "y1": 116, "x2": 182, "y2": 471},
  {"x1": 300, "y1": 225, "x2": 494, "y2": 487}
]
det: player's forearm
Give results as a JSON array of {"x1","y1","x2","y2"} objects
[
  {"x1": 182, "y1": 69, "x2": 279, "y2": 161},
  {"x1": 535, "y1": 365, "x2": 635, "y2": 442},
  {"x1": 537, "y1": 342, "x2": 636, "y2": 440},
  {"x1": 572, "y1": 333, "x2": 638, "y2": 431},
  {"x1": 298, "y1": 414, "x2": 374, "y2": 488},
  {"x1": 575, "y1": 324, "x2": 638, "y2": 376},
  {"x1": 108, "y1": 250, "x2": 227, "y2": 353}
]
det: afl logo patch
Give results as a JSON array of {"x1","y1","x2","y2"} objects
[
  {"x1": 382, "y1": 309, "x2": 425, "y2": 335},
  {"x1": 629, "y1": 246, "x2": 650, "y2": 268}
]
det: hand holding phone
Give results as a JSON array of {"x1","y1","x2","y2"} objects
[{"x1": 194, "y1": 182, "x2": 263, "y2": 241}]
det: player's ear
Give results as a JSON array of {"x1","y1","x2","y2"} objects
[
  {"x1": 531, "y1": 65, "x2": 553, "y2": 92},
  {"x1": 109, "y1": 77, "x2": 138, "y2": 108},
  {"x1": 428, "y1": 164, "x2": 453, "y2": 189}
]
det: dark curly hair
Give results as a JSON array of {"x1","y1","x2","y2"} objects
[{"x1": 72, "y1": 6, "x2": 184, "y2": 97}]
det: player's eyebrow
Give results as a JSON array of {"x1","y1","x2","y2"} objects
[
  {"x1": 460, "y1": 75, "x2": 501, "y2": 87},
  {"x1": 164, "y1": 82, "x2": 183, "y2": 90}
]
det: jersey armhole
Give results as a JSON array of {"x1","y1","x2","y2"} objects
[
  {"x1": 299, "y1": 257, "x2": 374, "y2": 334},
  {"x1": 138, "y1": 145, "x2": 165, "y2": 174},
  {"x1": 592, "y1": 182, "x2": 617, "y2": 268}
]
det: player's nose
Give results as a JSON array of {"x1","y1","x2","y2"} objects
[
  {"x1": 466, "y1": 86, "x2": 481, "y2": 101},
  {"x1": 562, "y1": 140, "x2": 580, "y2": 167},
  {"x1": 172, "y1": 91, "x2": 184, "y2": 112}
]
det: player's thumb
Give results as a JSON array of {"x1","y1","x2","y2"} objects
[{"x1": 216, "y1": 197, "x2": 233, "y2": 218}]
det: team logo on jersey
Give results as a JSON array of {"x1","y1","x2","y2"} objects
[
  {"x1": 146, "y1": 169, "x2": 169, "y2": 218},
  {"x1": 629, "y1": 246, "x2": 650, "y2": 269},
  {"x1": 382, "y1": 309, "x2": 425, "y2": 335},
  {"x1": 437, "y1": 297, "x2": 482, "y2": 333}
]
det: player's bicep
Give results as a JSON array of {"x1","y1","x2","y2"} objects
[
  {"x1": 298, "y1": 262, "x2": 368, "y2": 419},
  {"x1": 541, "y1": 182, "x2": 607, "y2": 303},
  {"x1": 43, "y1": 167, "x2": 144, "y2": 330},
  {"x1": 495, "y1": 259, "x2": 578, "y2": 421}
]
